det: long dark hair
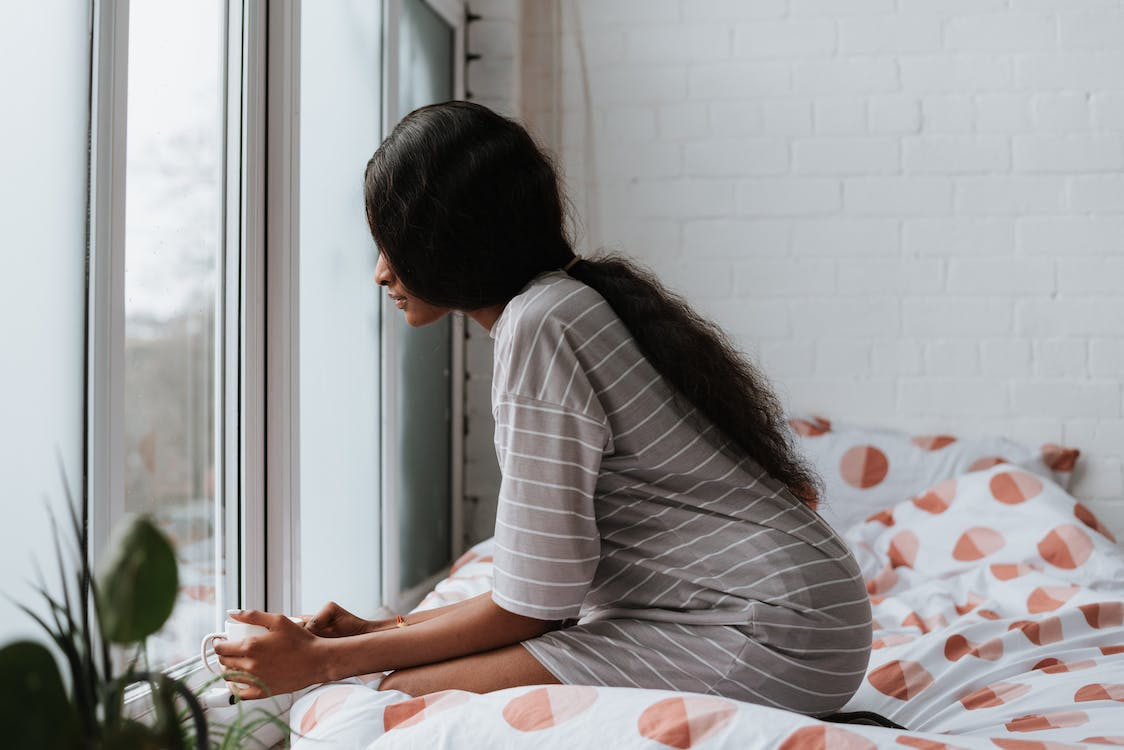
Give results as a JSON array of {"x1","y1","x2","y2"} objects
[{"x1": 364, "y1": 101, "x2": 821, "y2": 507}]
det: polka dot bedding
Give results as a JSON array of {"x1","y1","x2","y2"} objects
[
  {"x1": 787, "y1": 414, "x2": 1080, "y2": 535},
  {"x1": 290, "y1": 463, "x2": 1123, "y2": 749}
]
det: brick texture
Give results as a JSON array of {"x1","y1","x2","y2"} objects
[{"x1": 461, "y1": 0, "x2": 1124, "y2": 542}]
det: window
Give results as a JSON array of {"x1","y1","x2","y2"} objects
[
  {"x1": 3, "y1": 7, "x2": 466, "y2": 741},
  {"x1": 121, "y1": 0, "x2": 228, "y2": 668},
  {"x1": 88, "y1": 0, "x2": 250, "y2": 675},
  {"x1": 79, "y1": 0, "x2": 465, "y2": 684}
]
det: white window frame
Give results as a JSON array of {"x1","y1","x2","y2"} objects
[
  {"x1": 88, "y1": 0, "x2": 468, "y2": 741},
  {"x1": 88, "y1": 0, "x2": 129, "y2": 568},
  {"x1": 87, "y1": 0, "x2": 265, "y2": 715},
  {"x1": 237, "y1": 0, "x2": 270, "y2": 620},
  {"x1": 262, "y1": 0, "x2": 300, "y2": 620}
]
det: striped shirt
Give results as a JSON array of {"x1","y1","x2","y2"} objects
[{"x1": 489, "y1": 271, "x2": 866, "y2": 631}]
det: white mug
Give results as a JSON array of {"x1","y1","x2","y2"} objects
[
  {"x1": 201, "y1": 612, "x2": 305, "y2": 675},
  {"x1": 201, "y1": 619, "x2": 270, "y2": 675}
]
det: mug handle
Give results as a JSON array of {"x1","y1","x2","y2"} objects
[{"x1": 200, "y1": 632, "x2": 228, "y2": 675}]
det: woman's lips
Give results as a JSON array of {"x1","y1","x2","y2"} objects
[{"x1": 388, "y1": 293, "x2": 407, "y2": 309}]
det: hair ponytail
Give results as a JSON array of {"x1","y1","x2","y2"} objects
[{"x1": 566, "y1": 255, "x2": 822, "y2": 508}]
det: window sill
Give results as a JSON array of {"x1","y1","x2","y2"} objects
[{"x1": 122, "y1": 658, "x2": 301, "y2": 747}]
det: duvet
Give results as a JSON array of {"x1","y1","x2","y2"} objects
[{"x1": 291, "y1": 463, "x2": 1124, "y2": 748}]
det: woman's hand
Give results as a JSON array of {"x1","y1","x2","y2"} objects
[
  {"x1": 214, "y1": 610, "x2": 336, "y2": 700},
  {"x1": 304, "y1": 601, "x2": 382, "y2": 637}
]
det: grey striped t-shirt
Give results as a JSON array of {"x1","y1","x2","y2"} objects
[{"x1": 489, "y1": 271, "x2": 865, "y2": 629}]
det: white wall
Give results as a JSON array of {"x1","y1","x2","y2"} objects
[
  {"x1": 464, "y1": 0, "x2": 1124, "y2": 541},
  {"x1": 0, "y1": 4, "x2": 90, "y2": 640}
]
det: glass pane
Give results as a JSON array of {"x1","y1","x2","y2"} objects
[
  {"x1": 395, "y1": 0, "x2": 455, "y2": 592},
  {"x1": 123, "y1": 0, "x2": 225, "y2": 667},
  {"x1": 298, "y1": 0, "x2": 383, "y2": 616},
  {"x1": 399, "y1": 0, "x2": 454, "y2": 115}
]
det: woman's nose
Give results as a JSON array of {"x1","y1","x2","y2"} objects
[{"x1": 373, "y1": 253, "x2": 393, "y2": 287}]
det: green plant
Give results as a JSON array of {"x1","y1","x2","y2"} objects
[{"x1": 0, "y1": 466, "x2": 291, "y2": 749}]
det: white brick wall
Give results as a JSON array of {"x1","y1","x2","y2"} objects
[{"x1": 464, "y1": 0, "x2": 1124, "y2": 542}]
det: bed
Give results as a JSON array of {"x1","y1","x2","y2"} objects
[{"x1": 289, "y1": 419, "x2": 1124, "y2": 748}]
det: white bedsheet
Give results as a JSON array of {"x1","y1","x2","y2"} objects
[{"x1": 291, "y1": 463, "x2": 1124, "y2": 748}]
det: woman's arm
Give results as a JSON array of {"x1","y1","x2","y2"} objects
[
  {"x1": 215, "y1": 594, "x2": 559, "y2": 698},
  {"x1": 322, "y1": 593, "x2": 558, "y2": 680},
  {"x1": 307, "y1": 594, "x2": 486, "y2": 637}
]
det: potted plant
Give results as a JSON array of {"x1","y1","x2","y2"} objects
[{"x1": 0, "y1": 468, "x2": 286, "y2": 748}]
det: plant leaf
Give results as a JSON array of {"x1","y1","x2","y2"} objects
[
  {"x1": 149, "y1": 675, "x2": 189, "y2": 750},
  {"x1": 95, "y1": 515, "x2": 179, "y2": 643},
  {"x1": 0, "y1": 640, "x2": 78, "y2": 749},
  {"x1": 100, "y1": 719, "x2": 167, "y2": 750}
]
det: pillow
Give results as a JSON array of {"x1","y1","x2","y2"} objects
[{"x1": 787, "y1": 415, "x2": 1079, "y2": 535}]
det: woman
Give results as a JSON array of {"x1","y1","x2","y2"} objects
[{"x1": 216, "y1": 101, "x2": 871, "y2": 716}]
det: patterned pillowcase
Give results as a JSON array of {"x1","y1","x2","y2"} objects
[{"x1": 787, "y1": 415, "x2": 1080, "y2": 535}]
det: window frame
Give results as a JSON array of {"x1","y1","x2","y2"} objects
[
  {"x1": 233, "y1": 0, "x2": 269, "y2": 622},
  {"x1": 87, "y1": 0, "x2": 129, "y2": 573},
  {"x1": 87, "y1": 0, "x2": 256, "y2": 710},
  {"x1": 262, "y1": 0, "x2": 299, "y2": 619},
  {"x1": 87, "y1": 0, "x2": 468, "y2": 738}
]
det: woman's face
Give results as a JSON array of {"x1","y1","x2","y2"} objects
[{"x1": 374, "y1": 252, "x2": 451, "y2": 327}]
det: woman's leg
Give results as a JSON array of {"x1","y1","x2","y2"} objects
[{"x1": 377, "y1": 643, "x2": 560, "y2": 696}]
